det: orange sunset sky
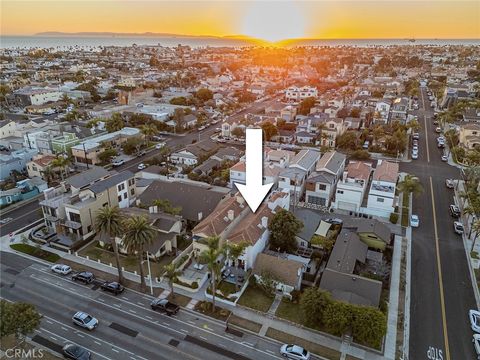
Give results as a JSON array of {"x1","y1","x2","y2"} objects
[{"x1": 1, "y1": 1, "x2": 479, "y2": 41}]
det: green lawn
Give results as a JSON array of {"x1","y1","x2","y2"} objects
[
  {"x1": 276, "y1": 300, "x2": 302, "y2": 323},
  {"x1": 237, "y1": 285, "x2": 274, "y2": 312},
  {"x1": 266, "y1": 328, "x2": 341, "y2": 360},
  {"x1": 401, "y1": 192, "x2": 410, "y2": 227},
  {"x1": 79, "y1": 241, "x2": 174, "y2": 278},
  {"x1": 10, "y1": 243, "x2": 60, "y2": 263},
  {"x1": 228, "y1": 314, "x2": 262, "y2": 333}
]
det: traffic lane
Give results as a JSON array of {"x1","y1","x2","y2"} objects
[
  {"x1": 19, "y1": 261, "x2": 283, "y2": 360},
  {"x1": 409, "y1": 175, "x2": 446, "y2": 359},
  {"x1": 433, "y1": 177, "x2": 477, "y2": 359},
  {"x1": 0, "y1": 200, "x2": 42, "y2": 236},
  {"x1": 3, "y1": 271, "x2": 224, "y2": 360}
]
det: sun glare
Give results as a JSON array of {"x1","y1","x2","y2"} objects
[{"x1": 241, "y1": 1, "x2": 306, "y2": 43}]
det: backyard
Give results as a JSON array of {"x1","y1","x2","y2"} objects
[{"x1": 237, "y1": 284, "x2": 274, "y2": 312}]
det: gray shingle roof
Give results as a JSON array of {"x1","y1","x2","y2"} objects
[
  {"x1": 66, "y1": 166, "x2": 110, "y2": 189},
  {"x1": 293, "y1": 208, "x2": 322, "y2": 242},
  {"x1": 326, "y1": 230, "x2": 367, "y2": 273},
  {"x1": 291, "y1": 149, "x2": 320, "y2": 171},
  {"x1": 89, "y1": 171, "x2": 134, "y2": 194}
]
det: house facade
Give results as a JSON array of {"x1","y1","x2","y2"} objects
[
  {"x1": 332, "y1": 161, "x2": 372, "y2": 212},
  {"x1": 366, "y1": 160, "x2": 399, "y2": 217}
]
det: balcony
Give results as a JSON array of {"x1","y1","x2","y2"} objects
[{"x1": 62, "y1": 220, "x2": 82, "y2": 230}]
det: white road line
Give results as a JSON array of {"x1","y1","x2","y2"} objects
[
  {"x1": 180, "y1": 328, "x2": 189, "y2": 333},
  {"x1": 187, "y1": 320, "x2": 196, "y2": 325},
  {"x1": 111, "y1": 348, "x2": 120, "y2": 353},
  {"x1": 145, "y1": 315, "x2": 153, "y2": 320},
  {"x1": 423, "y1": 115, "x2": 430, "y2": 162},
  {"x1": 76, "y1": 333, "x2": 84, "y2": 338},
  {"x1": 49, "y1": 336, "x2": 57, "y2": 341},
  {"x1": 200, "y1": 336, "x2": 208, "y2": 341},
  {"x1": 242, "y1": 342, "x2": 254, "y2": 347},
  {"x1": 129, "y1": 309, "x2": 137, "y2": 313},
  {"x1": 45, "y1": 320, "x2": 53, "y2": 324},
  {"x1": 94, "y1": 341, "x2": 102, "y2": 345},
  {"x1": 61, "y1": 327, "x2": 68, "y2": 331},
  {"x1": 137, "y1": 301, "x2": 144, "y2": 305},
  {"x1": 266, "y1": 350, "x2": 275, "y2": 354}
]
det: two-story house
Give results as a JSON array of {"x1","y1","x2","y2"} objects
[
  {"x1": 321, "y1": 118, "x2": 347, "y2": 148},
  {"x1": 332, "y1": 161, "x2": 372, "y2": 213},
  {"x1": 305, "y1": 151, "x2": 346, "y2": 207},
  {"x1": 366, "y1": 160, "x2": 399, "y2": 217},
  {"x1": 459, "y1": 123, "x2": 480, "y2": 149}
]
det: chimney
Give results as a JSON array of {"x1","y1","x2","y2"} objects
[
  {"x1": 261, "y1": 216, "x2": 268, "y2": 228},
  {"x1": 227, "y1": 209, "x2": 234, "y2": 221}
]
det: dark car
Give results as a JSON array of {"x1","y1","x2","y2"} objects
[
  {"x1": 72, "y1": 271, "x2": 95, "y2": 284},
  {"x1": 62, "y1": 344, "x2": 91, "y2": 360},
  {"x1": 100, "y1": 281, "x2": 124, "y2": 295},
  {"x1": 150, "y1": 298, "x2": 179, "y2": 315},
  {"x1": 449, "y1": 205, "x2": 461, "y2": 218}
]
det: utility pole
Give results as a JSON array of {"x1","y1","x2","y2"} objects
[
  {"x1": 146, "y1": 251, "x2": 153, "y2": 295},
  {"x1": 82, "y1": 142, "x2": 89, "y2": 169}
]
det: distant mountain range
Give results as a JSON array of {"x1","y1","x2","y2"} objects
[{"x1": 35, "y1": 31, "x2": 261, "y2": 40}]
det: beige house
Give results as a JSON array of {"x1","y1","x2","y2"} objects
[
  {"x1": 321, "y1": 118, "x2": 347, "y2": 148},
  {"x1": 459, "y1": 123, "x2": 480, "y2": 150},
  {"x1": 0, "y1": 120, "x2": 16, "y2": 139},
  {"x1": 27, "y1": 154, "x2": 58, "y2": 180}
]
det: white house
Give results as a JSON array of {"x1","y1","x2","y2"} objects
[
  {"x1": 0, "y1": 120, "x2": 16, "y2": 139},
  {"x1": 170, "y1": 150, "x2": 198, "y2": 166},
  {"x1": 374, "y1": 99, "x2": 391, "y2": 123},
  {"x1": 285, "y1": 86, "x2": 318, "y2": 101},
  {"x1": 366, "y1": 160, "x2": 399, "y2": 217},
  {"x1": 332, "y1": 161, "x2": 372, "y2": 212}
]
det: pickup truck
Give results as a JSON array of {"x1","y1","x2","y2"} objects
[{"x1": 150, "y1": 298, "x2": 179, "y2": 315}]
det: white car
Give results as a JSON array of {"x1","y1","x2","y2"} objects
[
  {"x1": 111, "y1": 159, "x2": 125, "y2": 167},
  {"x1": 280, "y1": 344, "x2": 310, "y2": 360},
  {"x1": 51, "y1": 264, "x2": 72, "y2": 275},
  {"x1": 138, "y1": 163, "x2": 147, "y2": 170},
  {"x1": 445, "y1": 179, "x2": 454, "y2": 189},
  {"x1": 435, "y1": 127, "x2": 442, "y2": 133},
  {"x1": 473, "y1": 334, "x2": 480, "y2": 359},
  {"x1": 412, "y1": 151, "x2": 418, "y2": 160},
  {"x1": 454, "y1": 221, "x2": 464, "y2": 235},
  {"x1": 410, "y1": 214, "x2": 420, "y2": 228},
  {"x1": 0, "y1": 217, "x2": 13, "y2": 225},
  {"x1": 441, "y1": 154, "x2": 448, "y2": 162},
  {"x1": 470, "y1": 310, "x2": 480, "y2": 333},
  {"x1": 155, "y1": 142, "x2": 166, "y2": 149}
]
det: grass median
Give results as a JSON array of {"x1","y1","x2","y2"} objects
[{"x1": 10, "y1": 243, "x2": 60, "y2": 263}]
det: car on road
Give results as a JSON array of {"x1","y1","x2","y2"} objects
[
  {"x1": 62, "y1": 344, "x2": 91, "y2": 360},
  {"x1": 411, "y1": 152, "x2": 418, "y2": 159},
  {"x1": 155, "y1": 142, "x2": 166, "y2": 149},
  {"x1": 412, "y1": 139, "x2": 419, "y2": 146},
  {"x1": 280, "y1": 344, "x2": 311, "y2": 360},
  {"x1": 72, "y1": 311, "x2": 98, "y2": 330},
  {"x1": 433, "y1": 120, "x2": 439, "y2": 126},
  {"x1": 136, "y1": 150, "x2": 146, "y2": 157},
  {"x1": 473, "y1": 334, "x2": 480, "y2": 359},
  {"x1": 437, "y1": 142, "x2": 445, "y2": 149},
  {"x1": 150, "y1": 298, "x2": 179, "y2": 315},
  {"x1": 51, "y1": 264, "x2": 72, "y2": 275},
  {"x1": 101, "y1": 281, "x2": 124, "y2": 295},
  {"x1": 435, "y1": 127, "x2": 442, "y2": 133},
  {"x1": 72, "y1": 271, "x2": 95, "y2": 284},
  {"x1": 445, "y1": 179, "x2": 454, "y2": 189},
  {"x1": 198, "y1": 125, "x2": 206, "y2": 131},
  {"x1": 454, "y1": 221, "x2": 465, "y2": 235},
  {"x1": 441, "y1": 154, "x2": 448, "y2": 162},
  {"x1": 470, "y1": 310, "x2": 480, "y2": 333},
  {"x1": 449, "y1": 205, "x2": 461, "y2": 218},
  {"x1": 0, "y1": 217, "x2": 13, "y2": 225},
  {"x1": 138, "y1": 163, "x2": 147, "y2": 170},
  {"x1": 111, "y1": 159, "x2": 125, "y2": 167},
  {"x1": 410, "y1": 214, "x2": 420, "y2": 228},
  {"x1": 412, "y1": 132, "x2": 420, "y2": 140}
]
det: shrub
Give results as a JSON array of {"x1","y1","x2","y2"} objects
[
  {"x1": 389, "y1": 213, "x2": 399, "y2": 224},
  {"x1": 191, "y1": 281, "x2": 199, "y2": 289}
]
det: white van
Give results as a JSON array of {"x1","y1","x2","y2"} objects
[{"x1": 362, "y1": 141, "x2": 370, "y2": 149}]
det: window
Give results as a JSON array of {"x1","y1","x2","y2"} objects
[
  {"x1": 318, "y1": 184, "x2": 327, "y2": 191},
  {"x1": 130, "y1": 188, "x2": 135, "y2": 196},
  {"x1": 307, "y1": 195, "x2": 326, "y2": 206},
  {"x1": 128, "y1": 179, "x2": 135, "y2": 186},
  {"x1": 117, "y1": 195, "x2": 122, "y2": 202},
  {"x1": 377, "y1": 197, "x2": 385, "y2": 203},
  {"x1": 337, "y1": 190, "x2": 344, "y2": 194},
  {"x1": 123, "y1": 193, "x2": 127, "y2": 199},
  {"x1": 117, "y1": 183, "x2": 125, "y2": 191},
  {"x1": 69, "y1": 212, "x2": 81, "y2": 223}
]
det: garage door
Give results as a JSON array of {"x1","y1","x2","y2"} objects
[{"x1": 338, "y1": 201, "x2": 356, "y2": 212}]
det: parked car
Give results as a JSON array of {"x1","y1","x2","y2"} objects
[
  {"x1": 72, "y1": 271, "x2": 95, "y2": 284},
  {"x1": 198, "y1": 125, "x2": 206, "y2": 131},
  {"x1": 412, "y1": 139, "x2": 419, "y2": 146},
  {"x1": 470, "y1": 310, "x2": 480, "y2": 333},
  {"x1": 441, "y1": 154, "x2": 448, "y2": 162},
  {"x1": 445, "y1": 179, "x2": 454, "y2": 189},
  {"x1": 433, "y1": 120, "x2": 439, "y2": 126},
  {"x1": 435, "y1": 127, "x2": 442, "y2": 133},
  {"x1": 473, "y1": 334, "x2": 480, "y2": 359},
  {"x1": 454, "y1": 221, "x2": 465, "y2": 235},
  {"x1": 280, "y1": 344, "x2": 311, "y2": 360},
  {"x1": 72, "y1": 311, "x2": 98, "y2": 330},
  {"x1": 101, "y1": 281, "x2": 124, "y2": 295},
  {"x1": 150, "y1": 298, "x2": 179, "y2": 315},
  {"x1": 0, "y1": 217, "x2": 13, "y2": 225},
  {"x1": 136, "y1": 150, "x2": 146, "y2": 157},
  {"x1": 51, "y1": 264, "x2": 72, "y2": 275},
  {"x1": 138, "y1": 163, "x2": 147, "y2": 170},
  {"x1": 412, "y1": 145, "x2": 419, "y2": 152},
  {"x1": 62, "y1": 344, "x2": 91, "y2": 360},
  {"x1": 449, "y1": 205, "x2": 461, "y2": 218},
  {"x1": 155, "y1": 142, "x2": 166, "y2": 149},
  {"x1": 112, "y1": 159, "x2": 125, "y2": 167},
  {"x1": 412, "y1": 133, "x2": 420, "y2": 140},
  {"x1": 410, "y1": 214, "x2": 420, "y2": 228},
  {"x1": 412, "y1": 151, "x2": 418, "y2": 160}
]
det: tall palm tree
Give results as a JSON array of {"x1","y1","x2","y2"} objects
[
  {"x1": 163, "y1": 262, "x2": 182, "y2": 299},
  {"x1": 225, "y1": 241, "x2": 248, "y2": 291},
  {"x1": 397, "y1": 174, "x2": 423, "y2": 198},
  {"x1": 41, "y1": 165, "x2": 55, "y2": 185},
  {"x1": 140, "y1": 124, "x2": 157, "y2": 146},
  {"x1": 122, "y1": 216, "x2": 156, "y2": 290},
  {"x1": 95, "y1": 206, "x2": 125, "y2": 284},
  {"x1": 200, "y1": 236, "x2": 223, "y2": 311},
  {"x1": 51, "y1": 156, "x2": 71, "y2": 181}
]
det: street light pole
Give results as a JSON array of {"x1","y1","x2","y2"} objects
[{"x1": 146, "y1": 251, "x2": 153, "y2": 295}]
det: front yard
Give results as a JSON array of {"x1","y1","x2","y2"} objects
[{"x1": 237, "y1": 284, "x2": 274, "y2": 312}]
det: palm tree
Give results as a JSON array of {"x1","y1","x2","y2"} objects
[
  {"x1": 51, "y1": 156, "x2": 71, "y2": 181},
  {"x1": 200, "y1": 236, "x2": 223, "y2": 311},
  {"x1": 140, "y1": 124, "x2": 157, "y2": 146},
  {"x1": 122, "y1": 216, "x2": 156, "y2": 290},
  {"x1": 225, "y1": 241, "x2": 248, "y2": 291},
  {"x1": 163, "y1": 262, "x2": 182, "y2": 299},
  {"x1": 95, "y1": 206, "x2": 125, "y2": 284},
  {"x1": 41, "y1": 165, "x2": 55, "y2": 185},
  {"x1": 471, "y1": 219, "x2": 480, "y2": 252},
  {"x1": 397, "y1": 174, "x2": 423, "y2": 198}
]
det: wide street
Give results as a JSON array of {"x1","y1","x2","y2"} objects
[
  {"x1": 0, "y1": 251, "x2": 292, "y2": 360},
  {"x1": 403, "y1": 87, "x2": 477, "y2": 360}
]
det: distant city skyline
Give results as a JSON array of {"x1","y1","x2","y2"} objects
[{"x1": 2, "y1": 1, "x2": 479, "y2": 42}]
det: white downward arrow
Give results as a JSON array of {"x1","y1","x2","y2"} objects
[{"x1": 235, "y1": 128, "x2": 273, "y2": 212}]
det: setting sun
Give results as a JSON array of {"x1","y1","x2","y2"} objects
[{"x1": 241, "y1": 1, "x2": 306, "y2": 42}]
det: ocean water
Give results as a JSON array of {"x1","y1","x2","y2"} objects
[{"x1": 0, "y1": 36, "x2": 479, "y2": 49}]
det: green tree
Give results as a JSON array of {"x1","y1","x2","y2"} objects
[
  {"x1": 407, "y1": 119, "x2": 420, "y2": 132},
  {"x1": 299, "y1": 288, "x2": 332, "y2": 327},
  {"x1": 95, "y1": 206, "x2": 125, "y2": 284},
  {"x1": 350, "y1": 149, "x2": 371, "y2": 160},
  {"x1": 152, "y1": 199, "x2": 182, "y2": 215},
  {"x1": 98, "y1": 148, "x2": 118, "y2": 163},
  {"x1": 351, "y1": 306, "x2": 387, "y2": 349},
  {"x1": 122, "y1": 216, "x2": 156, "y2": 290},
  {"x1": 122, "y1": 137, "x2": 142, "y2": 155},
  {"x1": 336, "y1": 131, "x2": 358, "y2": 151},
  {"x1": 350, "y1": 108, "x2": 361, "y2": 118},
  {"x1": 323, "y1": 301, "x2": 353, "y2": 336},
  {"x1": 0, "y1": 301, "x2": 41, "y2": 342},
  {"x1": 170, "y1": 97, "x2": 188, "y2": 106},
  {"x1": 195, "y1": 88, "x2": 213, "y2": 102},
  {"x1": 298, "y1": 97, "x2": 316, "y2": 115},
  {"x1": 200, "y1": 236, "x2": 223, "y2": 311},
  {"x1": 225, "y1": 241, "x2": 248, "y2": 290},
  {"x1": 231, "y1": 127, "x2": 245, "y2": 138},
  {"x1": 106, "y1": 113, "x2": 125, "y2": 133},
  {"x1": 261, "y1": 122, "x2": 278, "y2": 141},
  {"x1": 163, "y1": 262, "x2": 182, "y2": 299},
  {"x1": 0, "y1": 84, "x2": 11, "y2": 106},
  {"x1": 173, "y1": 108, "x2": 185, "y2": 132},
  {"x1": 51, "y1": 155, "x2": 71, "y2": 181},
  {"x1": 268, "y1": 209, "x2": 303, "y2": 253},
  {"x1": 398, "y1": 174, "x2": 423, "y2": 198},
  {"x1": 141, "y1": 123, "x2": 157, "y2": 145}
]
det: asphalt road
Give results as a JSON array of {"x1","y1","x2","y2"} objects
[
  {"x1": 0, "y1": 251, "x2": 289, "y2": 360},
  {"x1": 403, "y1": 87, "x2": 477, "y2": 360}
]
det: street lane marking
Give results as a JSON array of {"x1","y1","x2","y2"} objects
[
  {"x1": 180, "y1": 328, "x2": 189, "y2": 333},
  {"x1": 423, "y1": 115, "x2": 430, "y2": 163},
  {"x1": 45, "y1": 320, "x2": 53, "y2": 324},
  {"x1": 61, "y1": 327, "x2": 68, "y2": 331},
  {"x1": 76, "y1": 333, "x2": 84, "y2": 338},
  {"x1": 430, "y1": 177, "x2": 451, "y2": 360},
  {"x1": 94, "y1": 341, "x2": 102, "y2": 345},
  {"x1": 111, "y1": 348, "x2": 120, "y2": 353}
]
